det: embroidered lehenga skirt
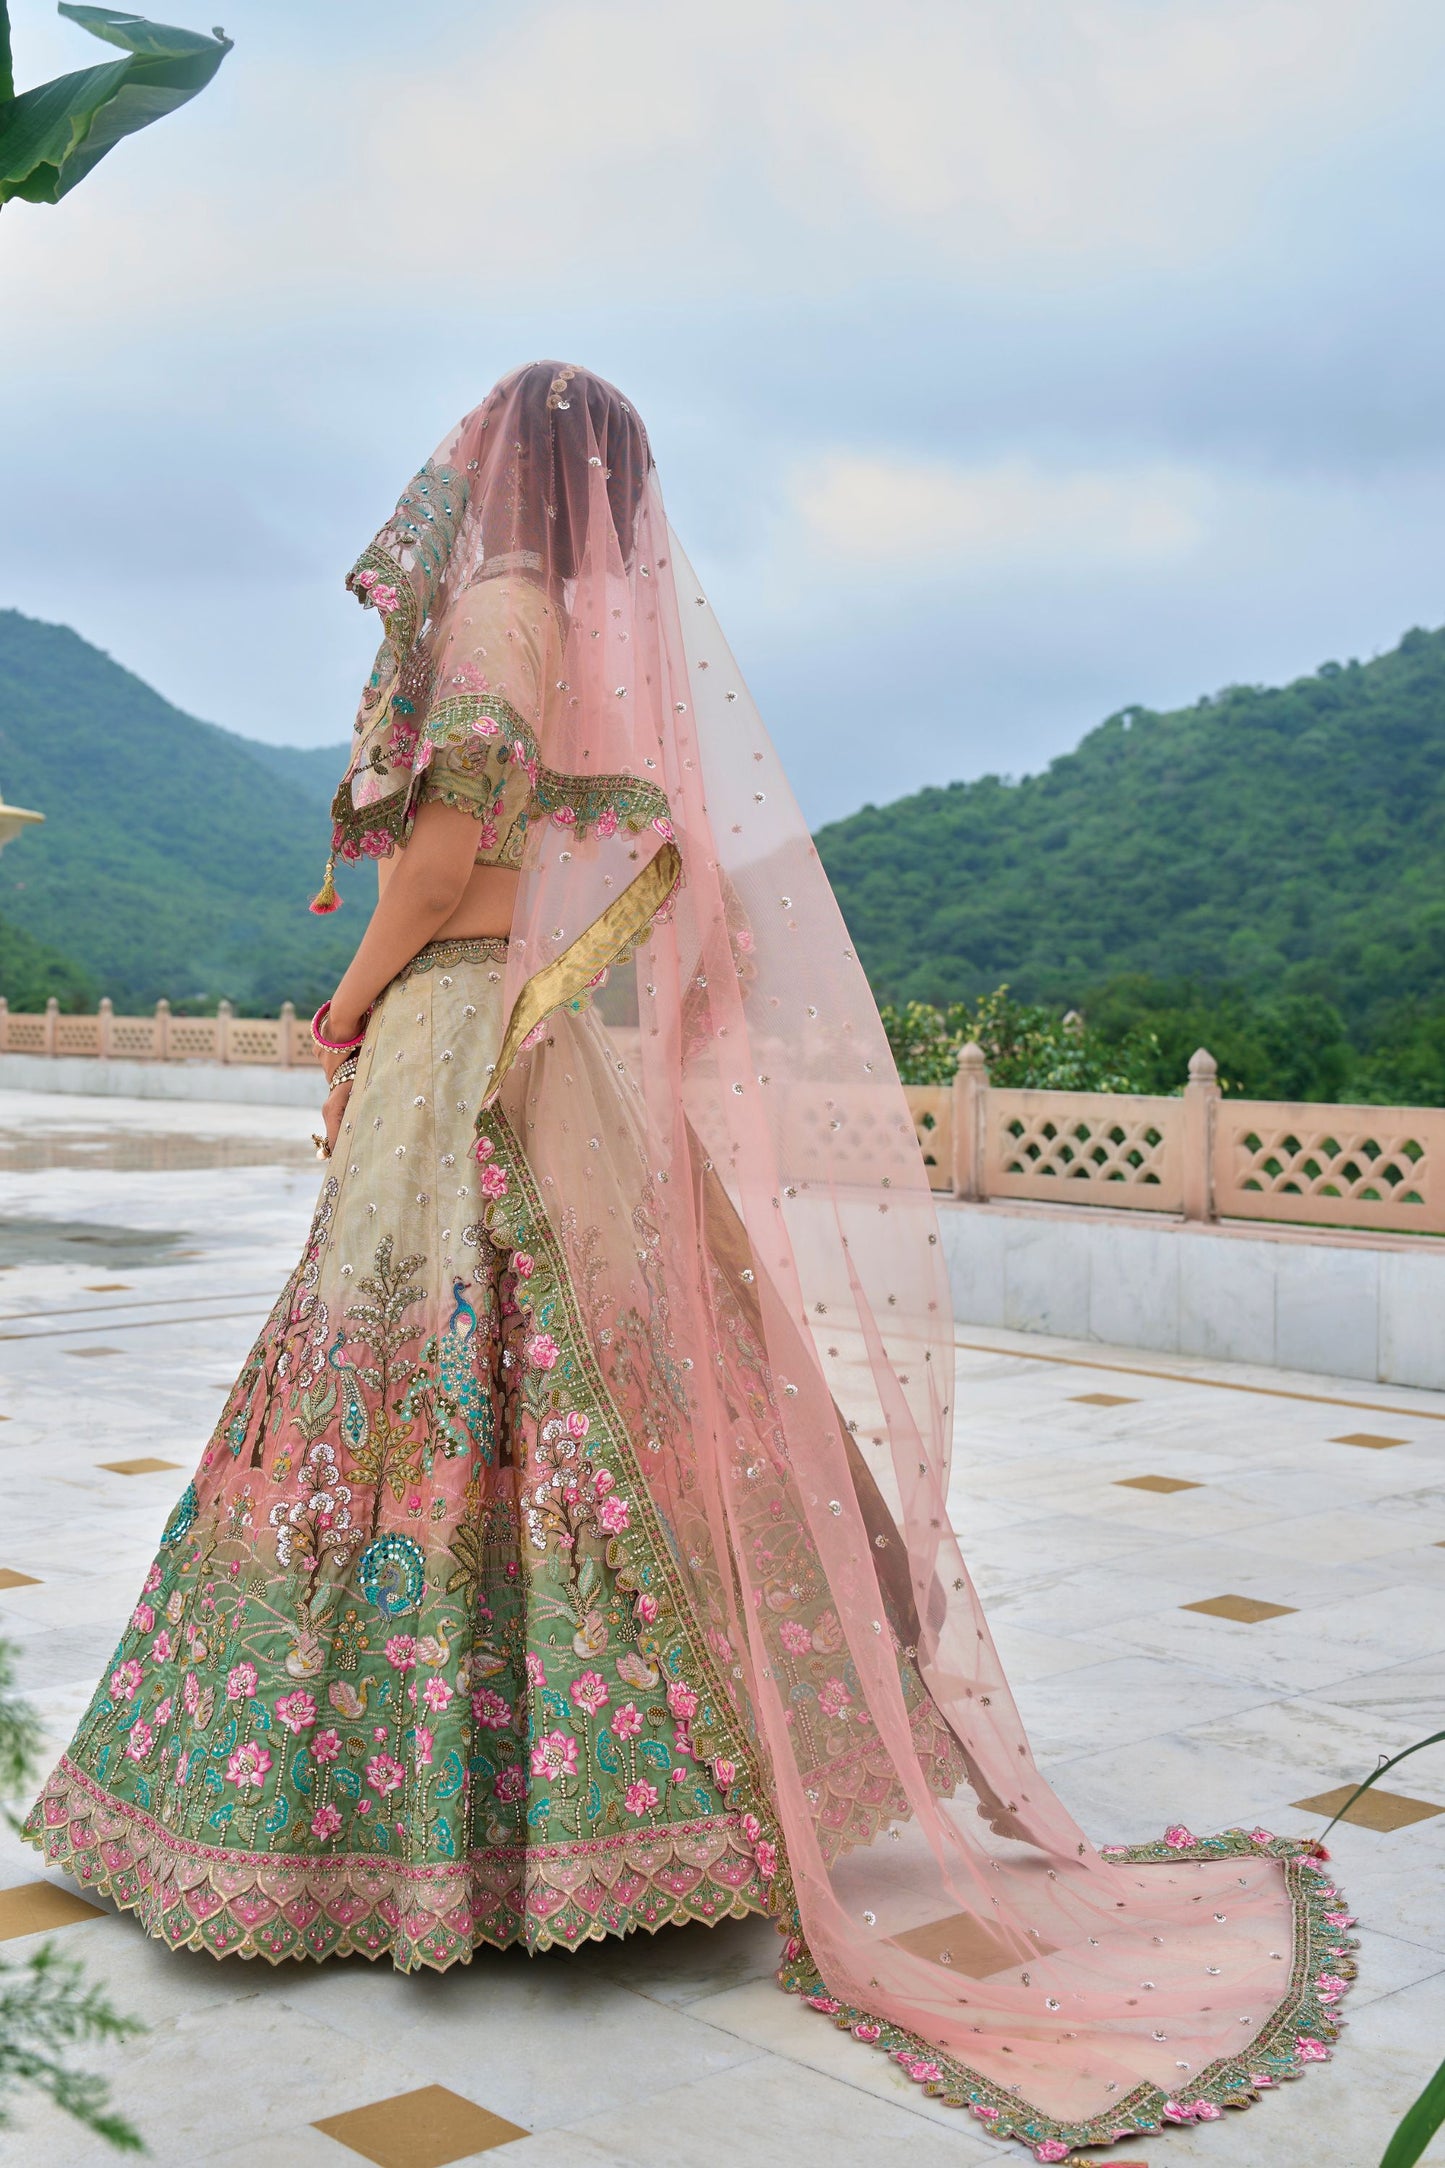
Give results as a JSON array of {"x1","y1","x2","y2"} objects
[{"x1": 23, "y1": 939, "x2": 780, "y2": 1966}]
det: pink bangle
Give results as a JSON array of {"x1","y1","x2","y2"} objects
[{"x1": 311, "y1": 1001, "x2": 368, "y2": 1053}]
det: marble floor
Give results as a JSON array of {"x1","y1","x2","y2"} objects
[{"x1": 0, "y1": 1088, "x2": 1442, "y2": 2168}]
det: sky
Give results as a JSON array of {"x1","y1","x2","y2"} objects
[{"x1": 4, "y1": 0, "x2": 1445, "y2": 825}]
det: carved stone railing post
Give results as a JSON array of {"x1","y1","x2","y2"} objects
[
  {"x1": 1182, "y1": 1046, "x2": 1219, "y2": 1222},
  {"x1": 154, "y1": 997, "x2": 171, "y2": 1062},
  {"x1": 216, "y1": 998, "x2": 233, "y2": 1064},
  {"x1": 952, "y1": 1040, "x2": 990, "y2": 1200},
  {"x1": 278, "y1": 1000, "x2": 296, "y2": 1068},
  {"x1": 0, "y1": 997, "x2": 8, "y2": 1053},
  {"x1": 98, "y1": 996, "x2": 113, "y2": 1059},
  {"x1": 43, "y1": 996, "x2": 59, "y2": 1056}
]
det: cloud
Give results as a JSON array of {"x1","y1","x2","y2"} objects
[{"x1": 792, "y1": 452, "x2": 1211, "y2": 569}]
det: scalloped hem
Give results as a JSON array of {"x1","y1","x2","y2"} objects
[
  {"x1": 25, "y1": 1754, "x2": 773, "y2": 1971},
  {"x1": 777, "y1": 1827, "x2": 1356, "y2": 2160}
]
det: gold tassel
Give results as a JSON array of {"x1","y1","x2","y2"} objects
[{"x1": 309, "y1": 853, "x2": 340, "y2": 915}]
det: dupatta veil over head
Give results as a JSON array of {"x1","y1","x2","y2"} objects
[{"x1": 326, "y1": 362, "x2": 1348, "y2": 2157}]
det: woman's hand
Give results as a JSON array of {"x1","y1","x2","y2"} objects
[{"x1": 321, "y1": 1077, "x2": 353, "y2": 1156}]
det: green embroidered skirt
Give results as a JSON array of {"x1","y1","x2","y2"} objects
[{"x1": 23, "y1": 939, "x2": 770, "y2": 1968}]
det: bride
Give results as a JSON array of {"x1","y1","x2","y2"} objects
[{"x1": 25, "y1": 362, "x2": 1351, "y2": 2159}]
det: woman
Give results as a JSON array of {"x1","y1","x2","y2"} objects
[{"x1": 25, "y1": 363, "x2": 1351, "y2": 2159}]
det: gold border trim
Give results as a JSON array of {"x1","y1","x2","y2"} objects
[{"x1": 488, "y1": 842, "x2": 681, "y2": 1099}]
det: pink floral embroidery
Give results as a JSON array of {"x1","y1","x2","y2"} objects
[
  {"x1": 154, "y1": 1696, "x2": 173, "y2": 1725},
  {"x1": 525, "y1": 1652, "x2": 548, "y2": 1689},
  {"x1": 1316, "y1": 1975, "x2": 1350, "y2": 2001},
  {"x1": 225, "y1": 1741, "x2": 271, "y2": 1789},
  {"x1": 182, "y1": 1672, "x2": 200, "y2": 1716},
  {"x1": 666, "y1": 1681, "x2": 699, "y2": 1720},
  {"x1": 597, "y1": 1494, "x2": 630, "y2": 1534},
  {"x1": 565, "y1": 1409, "x2": 590, "y2": 1440},
  {"x1": 524, "y1": 1332, "x2": 559, "y2": 1371},
  {"x1": 365, "y1": 1753, "x2": 405, "y2": 1796},
  {"x1": 570, "y1": 1670, "x2": 609, "y2": 1713},
  {"x1": 742, "y1": 1812, "x2": 762, "y2": 1845},
  {"x1": 853, "y1": 2021, "x2": 882, "y2": 2042},
  {"x1": 143, "y1": 1563, "x2": 162, "y2": 1594},
  {"x1": 807, "y1": 1993, "x2": 841, "y2": 2014},
  {"x1": 551, "y1": 805, "x2": 577, "y2": 827},
  {"x1": 494, "y1": 1765, "x2": 526, "y2": 1803},
  {"x1": 385, "y1": 1635, "x2": 418, "y2": 1670},
  {"x1": 531, "y1": 1730, "x2": 579, "y2": 1781},
  {"x1": 354, "y1": 568, "x2": 377, "y2": 590},
  {"x1": 471, "y1": 1687, "x2": 513, "y2": 1730},
  {"x1": 469, "y1": 714, "x2": 500, "y2": 739},
  {"x1": 612, "y1": 1702, "x2": 643, "y2": 1740},
  {"x1": 151, "y1": 1629, "x2": 174, "y2": 1663},
  {"x1": 1162, "y1": 1824, "x2": 1196, "y2": 1850},
  {"x1": 712, "y1": 1756, "x2": 736, "y2": 1788},
  {"x1": 1295, "y1": 2037, "x2": 1330, "y2": 2062},
  {"x1": 623, "y1": 1779, "x2": 659, "y2": 1816},
  {"x1": 480, "y1": 1164, "x2": 509, "y2": 1200},
  {"x1": 124, "y1": 1722, "x2": 153, "y2": 1761},
  {"x1": 130, "y1": 1602, "x2": 155, "y2": 1634},
  {"x1": 779, "y1": 1619, "x2": 812, "y2": 1654},
  {"x1": 1250, "y1": 1826, "x2": 1275, "y2": 1845},
  {"x1": 652, "y1": 816, "x2": 674, "y2": 840},
  {"x1": 275, "y1": 1691, "x2": 317, "y2": 1733},
  {"x1": 1323, "y1": 1910, "x2": 1357, "y2": 1928},
  {"x1": 311, "y1": 1804, "x2": 343, "y2": 1840},
  {"x1": 360, "y1": 829, "x2": 392, "y2": 858},
  {"x1": 754, "y1": 1840, "x2": 777, "y2": 1879},
  {"x1": 818, "y1": 1676, "x2": 852, "y2": 1719},
  {"x1": 636, "y1": 1594, "x2": 659, "y2": 1625},
  {"x1": 412, "y1": 1725, "x2": 434, "y2": 1766},
  {"x1": 109, "y1": 1659, "x2": 143, "y2": 1702},
  {"x1": 310, "y1": 1728, "x2": 341, "y2": 1763},
  {"x1": 1032, "y1": 2145, "x2": 1071, "y2": 2163},
  {"x1": 421, "y1": 1676, "x2": 453, "y2": 1713},
  {"x1": 596, "y1": 806, "x2": 619, "y2": 839},
  {"x1": 226, "y1": 1662, "x2": 258, "y2": 1701},
  {"x1": 511, "y1": 1250, "x2": 536, "y2": 1280},
  {"x1": 370, "y1": 582, "x2": 399, "y2": 613}
]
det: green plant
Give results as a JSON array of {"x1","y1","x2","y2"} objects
[
  {"x1": 879, "y1": 986, "x2": 1160, "y2": 1092},
  {"x1": 0, "y1": 3, "x2": 231, "y2": 209},
  {"x1": 0, "y1": 1636, "x2": 144, "y2": 2148}
]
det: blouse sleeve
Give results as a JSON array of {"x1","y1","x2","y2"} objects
[{"x1": 415, "y1": 574, "x2": 559, "y2": 843}]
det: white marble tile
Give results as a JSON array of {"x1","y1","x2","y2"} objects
[
  {"x1": 1175, "y1": 1229, "x2": 1279, "y2": 1368},
  {"x1": 939, "y1": 1203, "x2": 1008, "y2": 1329},
  {"x1": 1273, "y1": 1240, "x2": 1381, "y2": 1384},
  {"x1": 1378, "y1": 1244, "x2": 1445, "y2": 1392},
  {"x1": 283, "y1": 1948, "x2": 760, "y2": 2132},
  {"x1": 1086, "y1": 1215, "x2": 1180, "y2": 1353},
  {"x1": 1001, "y1": 1213, "x2": 1091, "y2": 1338}
]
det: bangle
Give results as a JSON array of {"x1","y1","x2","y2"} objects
[
  {"x1": 330, "y1": 1052, "x2": 360, "y2": 1088},
  {"x1": 312, "y1": 1000, "x2": 368, "y2": 1053}
]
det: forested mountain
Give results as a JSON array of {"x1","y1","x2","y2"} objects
[
  {"x1": 816, "y1": 625, "x2": 1445, "y2": 1044},
  {"x1": 0, "y1": 610, "x2": 365, "y2": 1011}
]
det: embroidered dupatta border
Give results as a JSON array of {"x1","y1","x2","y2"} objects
[{"x1": 777, "y1": 1827, "x2": 1356, "y2": 2158}]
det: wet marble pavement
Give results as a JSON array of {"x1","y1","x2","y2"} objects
[{"x1": 0, "y1": 1089, "x2": 1441, "y2": 2168}]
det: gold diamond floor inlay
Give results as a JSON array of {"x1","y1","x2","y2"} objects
[
  {"x1": 1294, "y1": 1785, "x2": 1445, "y2": 1833},
  {"x1": 98, "y1": 1457, "x2": 183, "y2": 1475},
  {"x1": 0, "y1": 1880, "x2": 106, "y2": 1940},
  {"x1": 313, "y1": 2085, "x2": 529, "y2": 2166},
  {"x1": 84, "y1": 1282, "x2": 131, "y2": 1292},
  {"x1": 65, "y1": 1346, "x2": 121, "y2": 1358},
  {"x1": 1331, "y1": 1431, "x2": 1409, "y2": 1450},
  {"x1": 0, "y1": 1568, "x2": 39, "y2": 1589},
  {"x1": 1116, "y1": 1476, "x2": 1203, "y2": 1494},
  {"x1": 1183, "y1": 1594, "x2": 1298, "y2": 1624},
  {"x1": 1071, "y1": 1392, "x2": 1138, "y2": 1406}
]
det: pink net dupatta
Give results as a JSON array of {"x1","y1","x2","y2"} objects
[{"x1": 337, "y1": 363, "x2": 1353, "y2": 2158}]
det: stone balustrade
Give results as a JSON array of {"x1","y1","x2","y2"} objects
[
  {"x1": 0, "y1": 997, "x2": 324, "y2": 1068},
  {"x1": 908, "y1": 1042, "x2": 1445, "y2": 1238}
]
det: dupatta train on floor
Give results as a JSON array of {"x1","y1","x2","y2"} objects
[{"x1": 27, "y1": 364, "x2": 1351, "y2": 2160}]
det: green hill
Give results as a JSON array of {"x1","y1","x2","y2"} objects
[
  {"x1": 817, "y1": 624, "x2": 1445, "y2": 1043},
  {"x1": 0, "y1": 609, "x2": 365, "y2": 1011}
]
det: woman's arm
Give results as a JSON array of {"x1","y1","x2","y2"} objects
[{"x1": 321, "y1": 797, "x2": 484, "y2": 1071}]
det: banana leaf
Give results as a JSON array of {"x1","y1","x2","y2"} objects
[
  {"x1": 0, "y1": 3, "x2": 231, "y2": 209},
  {"x1": 1380, "y1": 2054, "x2": 1445, "y2": 2168}
]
